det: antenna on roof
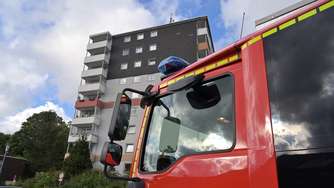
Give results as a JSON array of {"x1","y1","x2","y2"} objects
[
  {"x1": 169, "y1": 13, "x2": 175, "y2": 23},
  {"x1": 240, "y1": 12, "x2": 245, "y2": 39}
]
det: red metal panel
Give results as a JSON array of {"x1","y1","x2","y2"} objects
[{"x1": 241, "y1": 40, "x2": 279, "y2": 188}]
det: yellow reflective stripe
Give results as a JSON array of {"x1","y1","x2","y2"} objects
[
  {"x1": 175, "y1": 75, "x2": 185, "y2": 82},
  {"x1": 185, "y1": 71, "x2": 194, "y2": 78},
  {"x1": 217, "y1": 59, "x2": 229, "y2": 67},
  {"x1": 262, "y1": 27, "x2": 278, "y2": 38},
  {"x1": 241, "y1": 43, "x2": 248, "y2": 50},
  {"x1": 195, "y1": 68, "x2": 205, "y2": 75},
  {"x1": 279, "y1": 19, "x2": 296, "y2": 30},
  {"x1": 248, "y1": 35, "x2": 262, "y2": 45},
  {"x1": 205, "y1": 63, "x2": 216, "y2": 71},
  {"x1": 319, "y1": 0, "x2": 334, "y2": 12},
  {"x1": 229, "y1": 54, "x2": 239, "y2": 62},
  {"x1": 298, "y1": 9, "x2": 317, "y2": 21},
  {"x1": 160, "y1": 82, "x2": 167, "y2": 88},
  {"x1": 167, "y1": 79, "x2": 175, "y2": 85}
]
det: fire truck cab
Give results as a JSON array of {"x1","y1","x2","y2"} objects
[{"x1": 101, "y1": 1, "x2": 334, "y2": 187}]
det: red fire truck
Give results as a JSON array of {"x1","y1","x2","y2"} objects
[{"x1": 101, "y1": 0, "x2": 334, "y2": 187}]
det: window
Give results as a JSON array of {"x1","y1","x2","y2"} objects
[
  {"x1": 137, "y1": 33, "x2": 144, "y2": 40},
  {"x1": 150, "y1": 31, "x2": 158, "y2": 37},
  {"x1": 126, "y1": 144, "x2": 134, "y2": 152},
  {"x1": 120, "y1": 78, "x2": 127, "y2": 85},
  {"x1": 134, "y1": 61, "x2": 141, "y2": 68},
  {"x1": 124, "y1": 36, "x2": 131, "y2": 43},
  {"x1": 136, "y1": 47, "x2": 143, "y2": 54},
  {"x1": 197, "y1": 49, "x2": 208, "y2": 59},
  {"x1": 149, "y1": 44, "x2": 157, "y2": 51},
  {"x1": 122, "y1": 49, "x2": 129, "y2": 56},
  {"x1": 148, "y1": 75, "x2": 155, "y2": 81},
  {"x1": 141, "y1": 75, "x2": 235, "y2": 172},
  {"x1": 134, "y1": 76, "x2": 141, "y2": 83},
  {"x1": 127, "y1": 125, "x2": 136, "y2": 134},
  {"x1": 125, "y1": 163, "x2": 132, "y2": 172},
  {"x1": 120, "y1": 63, "x2": 128, "y2": 70},
  {"x1": 198, "y1": 35, "x2": 207, "y2": 43},
  {"x1": 148, "y1": 59, "x2": 156, "y2": 66}
]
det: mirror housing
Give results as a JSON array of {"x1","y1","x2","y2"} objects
[
  {"x1": 186, "y1": 84, "x2": 220, "y2": 109},
  {"x1": 108, "y1": 93, "x2": 132, "y2": 141},
  {"x1": 100, "y1": 142, "x2": 123, "y2": 167}
]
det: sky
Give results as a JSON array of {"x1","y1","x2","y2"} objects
[{"x1": 0, "y1": 0, "x2": 300, "y2": 134}]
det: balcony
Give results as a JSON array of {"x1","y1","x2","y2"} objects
[
  {"x1": 78, "y1": 82, "x2": 106, "y2": 96},
  {"x1": 84, "y1": 54, "x2": 110, "y2": 68},
  {"x1": 81, "y1": 67, "x2": 107, "y2": 81},
  {"x1": 72, "y1": 116, "x2": 100, "y2": 127},
  {"x1": 87, "y1": 40, "x2": 112, "y2": 55},
  {"x1": 68, "y1": 134, "x2": 98, "y2": 143},
  {"x1": 89, "y1": 32, "x2": 111, "y2": 43},
  {"x1": 75, "y1": 98, "x2": 104, "y2": 109}
]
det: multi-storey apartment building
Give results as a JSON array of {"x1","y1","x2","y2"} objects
[{"x1": 68, "y1": 16, "x2": 214, "y2": 173}]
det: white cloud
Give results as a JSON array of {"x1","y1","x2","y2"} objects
[
  {"x1": 0, "y1": 0, "x2": 182, "y2": 123},
  {"x1": 0, "y1": 101, "x2": 71, "y2": 134},
  {"x1": 218, "y1": 0, "x2": 301, "y2": 48}
]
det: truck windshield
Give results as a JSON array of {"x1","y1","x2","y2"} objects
[{"x1": 141, "y1": 75, "x2": 235, "y2": 172}]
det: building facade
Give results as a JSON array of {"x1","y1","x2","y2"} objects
[{"x1": 68, "y1": 16, "x2": 214, "y2": 173}]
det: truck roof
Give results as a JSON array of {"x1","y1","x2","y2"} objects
[{"x1": 156, "y1": 0, "x2": 330, "y2": 92}]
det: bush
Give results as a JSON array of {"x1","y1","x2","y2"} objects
[
  {"x1": 17, "y1": 171, "x2": 59, "y2": 188},
  {"x1": 62, "y1": 171, "x2": 126, "y2": 188}
]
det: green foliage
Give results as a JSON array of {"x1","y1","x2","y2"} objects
[
  {"x1": 62, "y1": 171, "x2": 126, "y2": 188},
  {"x1": 63, "y1": 138, "x2": 92, "y2": 178},
  {"x1": 9, "y1": 111, "x2": 69, "y2": 172},
  {"x1": 0, "y1": 132, "x2": 10, "y2": 154},
  {"x1": 17, "y1": 171, "x2": 59, "y2": 188}
]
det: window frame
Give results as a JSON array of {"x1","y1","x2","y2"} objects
[
  {"x1": 139, "y1": 73, "x2": 237, "y2": 174},
  {"x1": 122, "y1": 49, "x2": 129, "y2": 56},
  {"x1": 149, "y1": 44, "x2": 157, "y2": 51},
  {"x1": 120, "y1": 63, "x2": 128, "y2": 70},
  {"x1": 150, "y1": 31, "x2": 158, "y2": 37},
  {"x1": 126, "y1": 144, "x2": 134, "y2": 153},
  {"x1": 148, "y1": 58, "x2": 156, "y2": 66},
  {"x1": 136, "y1": 47, "x2": 143, "y2": 54},
  {"x1": 124, "y1": 36, "x2": 131, "y2": 43},
  {"x1": 134, "y1": 60, "x2": 142, "y2": 68},
  {"x1": 137, "y1": 33, "x2": 144, "y2": 40},
  {"x1": 120, "y1": 78, "x2": 127, "y2": 85},
  {"x1": 127, "y1": 125, "x2": 136, "y2": 134}
]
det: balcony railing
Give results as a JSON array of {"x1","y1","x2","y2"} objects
[
  {"x1": 71, "y1": 116, "x2": 100, "y2": 127},
  {"x1": 68, "y1": 133, "x2": 98, "y2": 143},
  {"x1": 78, "y1": 82, "x2": 106, "y2": 96},
  {"x1": 87, "y1": 40, "x2": 111, "y2": 55},
  {"x1": 75, "y1": 98, "x2": 104, "y2": 109},
  {"x1": 81, "y1": 67, "x2": 107, "y2": 80},
  {"x1": 84, "y1": 54, "x2": 110, "y2": 68}
]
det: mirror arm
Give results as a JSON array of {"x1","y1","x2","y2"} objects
[
  {"x1": 158, "y1": 100, "x2": 170, "y2": 117},
  {"x1": 122, "y1": 88, "x2": 147, "y2": 96},
  {"x1": 103, "y1": 165, "x2": 141, "y2": 182}
]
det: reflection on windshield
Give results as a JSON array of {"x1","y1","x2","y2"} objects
[{"x1": 142, "y1": 76, "x2": 235, "y2": 172}]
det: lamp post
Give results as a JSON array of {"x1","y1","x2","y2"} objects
[{"x1": 0, "y1": 144, "x2": 10, "y2": 178}]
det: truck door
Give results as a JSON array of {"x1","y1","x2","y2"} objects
[{"x1": 132, "y1": 60, "x2": 279, "y2": 188}]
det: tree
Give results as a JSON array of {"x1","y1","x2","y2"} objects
[
  {"x1": 63, "y1": 138, "x2": 92, "y2": 178},
  {"x1": 9, "y1": 111, "x2": 69, "y2": 172},
  {"x1": 0, "y1": 132, "x2": 10, "y2": 154}
]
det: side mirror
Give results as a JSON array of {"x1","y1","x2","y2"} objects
[
  {"x1": 159, "y1": 116, "x2": 181, "y2": 153},
  {"x1": 100, "y1": 142, "x2": 123, "y2": 167},
  {"x1": 108, "y1": 93, "x2": 132, "y2": 141}
]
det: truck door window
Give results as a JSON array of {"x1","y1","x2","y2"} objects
[{"x1": 141, "y1": 75, "x2": 235, "y2": 172}]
